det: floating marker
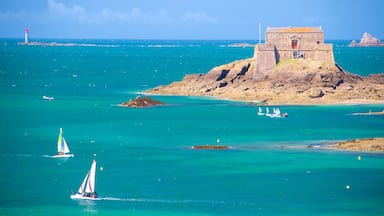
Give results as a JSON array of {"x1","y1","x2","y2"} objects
[
  {"x1": 346, "y1": 185, "x2": 350, "y2": 190},
  {"x1": 357, "y1": 155, "x2": 361, "y2": 160},
  {"x1": 100, "y1": 166, "x2": 104, "y2": 171}
]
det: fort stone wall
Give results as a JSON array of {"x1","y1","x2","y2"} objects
[{"x1": 253, "y1": 26, "x2": 335, "y2": 81}]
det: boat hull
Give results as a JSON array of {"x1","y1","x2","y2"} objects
[
  {"x1": 70, "y1": 193, "x2": 100, "y2": 200},
  {"x1": 51, "y1": 154, "x2": 74, "y2": 158}
]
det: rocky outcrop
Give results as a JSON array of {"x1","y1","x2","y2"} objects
[
  {"x1": 332, "y1": 138, "x2": 384, "y2": 152},
  {"x1": 147, "y1": 57, "x2": 384, "y2": 105},
  {"x1": 349, "y1": 32, "x2": 384, "y2": 47},
  {"x1": 118, "y1": 96, "x2": 164, "y2": 108}
]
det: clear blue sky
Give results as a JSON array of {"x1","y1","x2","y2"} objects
[{"x1": 1, "y1": 0, "x2": 383, "y2": 40}]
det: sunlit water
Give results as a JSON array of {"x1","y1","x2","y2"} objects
[{"x1": 0, "y1": 39, "x2": 383, "y2": 215}]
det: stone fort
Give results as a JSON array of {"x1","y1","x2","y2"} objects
[{"x1": 253, "y1": 26, "x2": 335, "y2": 80}]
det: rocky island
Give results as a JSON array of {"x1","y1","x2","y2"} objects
[
  {"x1": 349, "y1": 32, "x2": 384, "y2": 47},
  {"x1": 331, "y1": 138, "x2": 384, "y2": 152},
  {"x1": 118, "y1": 96, "x2": 164, "y2": 108},
  {"x1": 148, "y1": 27, "x2": 384, "y2": 105}
]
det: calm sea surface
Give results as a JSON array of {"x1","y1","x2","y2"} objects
[{"x1": 0, "y1": 39, "x2": 383, "y2": 215}]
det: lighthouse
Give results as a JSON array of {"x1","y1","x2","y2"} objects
[{"x1": 24, "y1": 27, "x2": 29, "y2": 44}]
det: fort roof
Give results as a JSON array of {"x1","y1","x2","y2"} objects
[{"x1": 267, "y1": 26, "x2": 323, "y2": 33}]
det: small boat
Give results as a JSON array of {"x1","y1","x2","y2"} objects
[
  {"x1": 70, "y1": 160, "x2": 100, "y2": 200},
  {"x1": 43, "y1": 95, "x2": 54, "y2": 101},
  {"x1": 270, "y1": 107, "x2": 281, "y2": 118},
  {"x1": 52, "y1": 128, "x2": 74, "y2": 158}
]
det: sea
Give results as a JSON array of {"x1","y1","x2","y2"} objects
[{"x1": 0, "y1": 39, "x2": 383, "y2": 215}]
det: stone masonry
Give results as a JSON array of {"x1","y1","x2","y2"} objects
[{"x1": 253, "y1": 26, "x2": 335, "y2": 80}]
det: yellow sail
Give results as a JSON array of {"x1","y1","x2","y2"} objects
[{"x1": 57, "y1": 128, "x2": 63, "y2": 153}]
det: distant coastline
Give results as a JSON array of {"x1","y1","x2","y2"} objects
[{"x1": 17, "y1": 41, "x2": 118, "y2": 47}]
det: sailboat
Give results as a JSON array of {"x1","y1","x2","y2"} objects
[
  {"x1": 70, "y1": 160, "x2": 100, "y2": 200},
  {"x1": 257, "y1": 107, "x2": 265, "y2": 115},
  {"x1": 265, "y1": 107, "x2": 272, "y2": 117},
  {"x1": 52, "y1": 128, "x2": 74, "y2": 158}
]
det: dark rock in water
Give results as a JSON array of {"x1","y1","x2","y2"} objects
[
  {"x1": 192, "y1": 145, "x2": 230, "y2": 150},
  {"x1": 119, "y1": 96, "x2": 164, "y2": 108}
]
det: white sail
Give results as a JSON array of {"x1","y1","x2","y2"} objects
[
  {"x1": 85, "y1": 160, "x2": 97, "y2": 193},
  {"x1": 78, "y1": 172, "x2": 89, "y2": 194},
  {"x1": 62, "y1": 137, "x2": 70, "y2": 154}
]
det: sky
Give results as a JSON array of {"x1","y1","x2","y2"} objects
[{"x1": 0, "y1": 0, "x2": 383, "y2": 40}]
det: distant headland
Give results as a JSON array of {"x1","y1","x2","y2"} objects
[
  {"x1": 148, "y1": 26, "x2": 384, "y2": 105},
  {"x1": 17, "y1": 41, "x2": 118, "y2": 47},
  {"x1": 349, "y1": 32, "x2": 384, "y2": 47}
]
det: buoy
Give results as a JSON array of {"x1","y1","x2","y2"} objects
[
  {"x1": 346, "y1": 185, "x2": 350, "y2": 190},
  {"x1": 100, "y1": 166, "x2": 104, "y2": 171},
  {"x1": 357, "y1": 155, "x2": 361, "y2": 160}
]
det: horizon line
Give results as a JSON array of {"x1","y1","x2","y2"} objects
[{"x1": 0, "y1": 37, "x2": 361, "y2": 41}]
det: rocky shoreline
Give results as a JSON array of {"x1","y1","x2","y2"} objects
[{"x1": 148, "y1": 58, "x2": 384, "y2": 105}]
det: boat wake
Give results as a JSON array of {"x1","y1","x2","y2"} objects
[
  {"x1": 43, "y1": 154, "x2": 74, "y2": 158},
  {"x1": 98, "y1": 196, "x2": 260, "y2": 207},
  {"x1": 100, "y1": 197, "x2": 226, "y2": 204},
  {"x1": 0, "y1": 153, "x2": 73, "y2": 158}
]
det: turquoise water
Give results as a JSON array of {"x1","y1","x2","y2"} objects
[{"x1": 0, "y1": 39, "x2": 383, "y2": 215}]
